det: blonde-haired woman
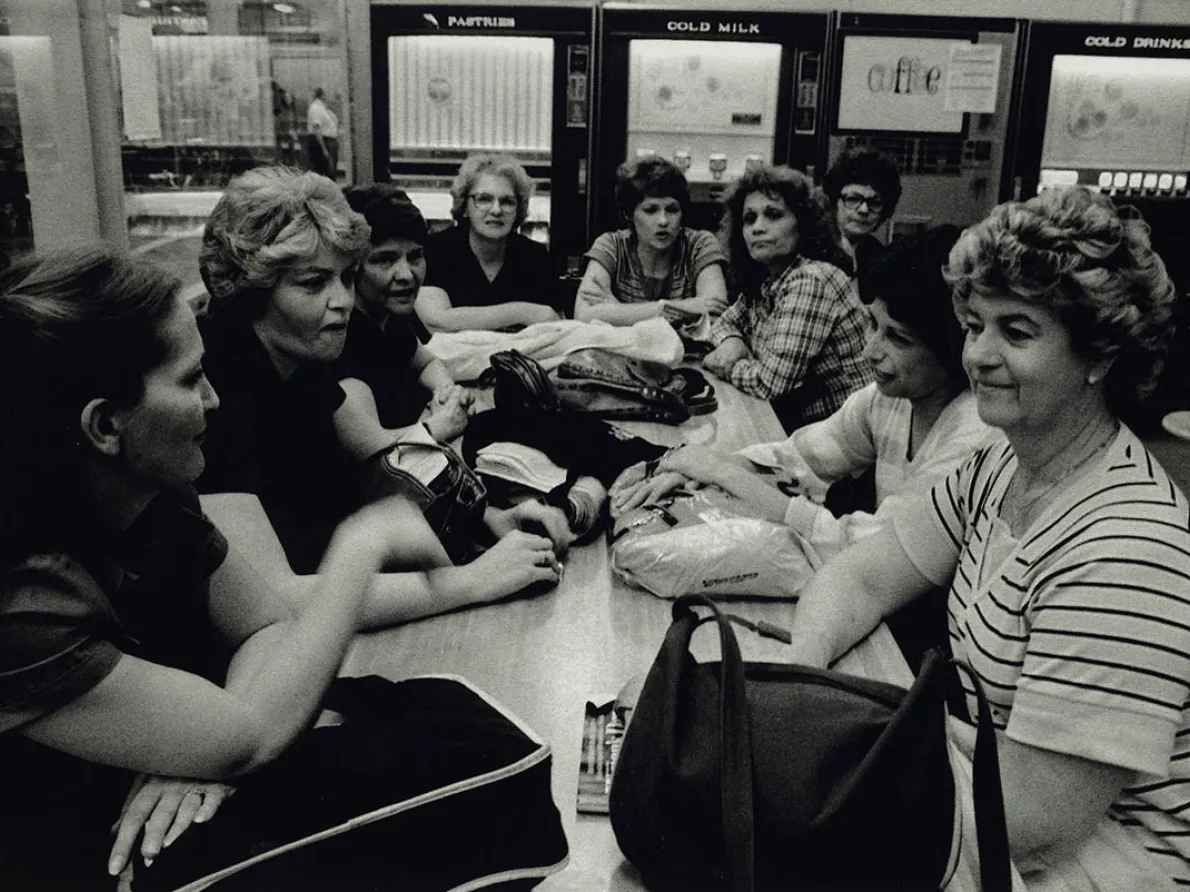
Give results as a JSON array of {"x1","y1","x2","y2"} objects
[{"x1": 418, "y1": 153, "x2": 561, "y2": 331}]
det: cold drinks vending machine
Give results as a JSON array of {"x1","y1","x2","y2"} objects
[
  {"x1": 1008, "y1": 21, "x2": 1190, "y2": 425},
  {"x1": 825, "y1": 14, "x2": 1024, "y2": 238},
  {"x1": 592, "y1": 3, "x2": 829, "y2": 235},
  {"x1": 370, "y1": 2, "x2": 596, "y2": 276}
]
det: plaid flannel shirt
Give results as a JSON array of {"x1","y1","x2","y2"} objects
[{"x1": 710, "y1": 257, "x2": 873, "y2": 423}]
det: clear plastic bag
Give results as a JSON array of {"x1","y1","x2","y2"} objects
[{"x1": 609, "y1": 484, "x2": 822, "y2": 600}]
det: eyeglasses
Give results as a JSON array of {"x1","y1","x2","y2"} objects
[
  {"x1": 839, "y1": 192, "x2": 884, "y2": 213},
  {"x1": 470, "y1": 193, "x2": 519, "y2": 211}
]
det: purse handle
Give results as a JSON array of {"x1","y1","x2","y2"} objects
[
  {"x1": 670, "y1": 594, "x2": 756, "y2": 892},
  {"x1": 671, "y1": 594, "x2": 1011, "y2": 892}
]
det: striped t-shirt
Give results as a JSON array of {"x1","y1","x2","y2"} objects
[
  {"x1": 582, "y1": 227, "x2": 725, "y2": 305},
  {"x1": 895, "y1": 427, "x2": 1190, "y2": 886}
]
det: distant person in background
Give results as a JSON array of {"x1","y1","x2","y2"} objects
[
  {"x1": 575, "y1": 156, "x2": 728, "y2": 328},
  {"x1": 706, "y1": 164, "x2": 871, "y2": 431},
  {"x1": 822, "y1": 147, "x2": 902, "y2": 278},
  {"x1": 419, "y1": 154, "x2": 561, "y2": 332},
  {"x1": 337, "y1": 183, "x2": 473, "y2": 460},
  {"x1": 305, "y1": 87, "x2": 339, "y2": 180}
]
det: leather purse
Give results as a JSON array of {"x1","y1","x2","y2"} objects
[
  {"x1": 609, "y1": 594, "x2": 1011, "y2": 892},
  {"x1": 489, "y1": 348, "x2": 716, "y2": 425},
  {"x1": 356, "y1": 425, "x2": 487, "y2": 563}
]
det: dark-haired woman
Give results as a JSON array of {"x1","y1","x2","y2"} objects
[
  {"x1": 574, "y1": 156, "x2": 728, "y2": 327},
  {"x1": 0, "y1": 246, "x2": 452, "y2": 890},
  {"x1": 337, "y1": 182, "x2": 472, "y2": 456},
  {"x1": 705, "y1": 164, "x2": 871, "y2": 430},
  {"x1": 822, "y1": 146, "x2": 902, "y2": 278},
  {"x1": 613, "y1": 225, "x2": 995, "y2": 563}
]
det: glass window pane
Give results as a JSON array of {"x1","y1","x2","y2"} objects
[
  {"x1": 0, "y1": 1, "x2": 101, "y2": 265},
  {"x1": 112, "y1": 0, "x2": 348, "y2": 299}
]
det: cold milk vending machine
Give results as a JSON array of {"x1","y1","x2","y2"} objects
[{"x1": 591, "y1": 3, "x2": 829, "y2": 235}]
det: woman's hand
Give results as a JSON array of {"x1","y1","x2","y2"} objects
[
  {"x1": 486, "y1": 501, "x2": 573, "y2": 555},
  {"x1": 703, "y1": 338, "x2": 751, "y2": 378},
  {"x1": 108, "y1": 774, "x2": 236, "y2": 876},
  {"x1": 677, "y1": 292, "x2": 729, "y2": 317},
  {"x1": 659, "y1": 445, "x2": 728, "y2": 487},
  {"x1": 467, "y1": 530, "x2": 563, "y2": 602},
  {"x1": 610, "y1": 470, "x2": 688, "y2": 513},
  {"x1": 432, "y1": 383, "x2": 474, "y2": 411},
  {"x1": 424, "y1": 392, "x2": 469, "y2": 441}
]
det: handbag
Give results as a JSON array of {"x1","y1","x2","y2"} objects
[
  {"x1": 134, "y1": 676, "x2": 570, "y2": 892},
  {"x1": 490, "y1": 348, "x2": 716, "y2": 424},
  {"x1": 609, "y1": 473, "x2": 821, "y2": 600},
  {"x1": 357, "y1": 424, "x2": 488, "y2": 563},
  {"x1": 609, "y1": 594, "x2": 1010, "y2": 892}
]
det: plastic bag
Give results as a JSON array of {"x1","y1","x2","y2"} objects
[{"x1": 609, "y1": 484, "x2": 822, "y2": 600}]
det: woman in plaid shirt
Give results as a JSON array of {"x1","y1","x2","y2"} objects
[{"x1": 705, "y1": 165, "x2": 873, "y2": 431}]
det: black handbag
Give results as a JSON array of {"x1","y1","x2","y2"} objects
[
  {"x1": 609, "y1": 594, "x2": 1010, "y2": 892},
  {"x1": 490, "y1": 349, "x2": 716, "y2": 424},
  {"x1": 135, "y1": 676, "x2": 570, "y2": 892},
  {"x1": 357, "y1": 428, "x2": 488, "y2": 563}
]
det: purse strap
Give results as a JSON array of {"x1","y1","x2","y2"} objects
[
  {"x1": 673, "y1": 595, "x2": 1012, "y2": 892},
  {"x1": 672, "y1": 594, "x2": 755, "y2": 892},
  {"x1": 951, "y1": 660, "x2": 1012, "y2": 892}
]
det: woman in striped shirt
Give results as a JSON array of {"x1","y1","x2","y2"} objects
[
  {"x1": 575, "y1": 156, "x2": 729, "y2": 327},
  {"x1": 786, "y1": 186, "x2": 1190, "y2": 890}
]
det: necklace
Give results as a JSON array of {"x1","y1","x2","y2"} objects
[{"x1": 1002, "y1": 421, "x2": 1118, "y2": 532}]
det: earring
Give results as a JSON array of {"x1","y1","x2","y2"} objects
[{"x1": 1087, "y1": 373, "x2": 1101, "y2": 385}]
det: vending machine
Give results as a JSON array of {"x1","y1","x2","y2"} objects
[
  {"x1": 825, "y1": 13, "x2": 1024, "y2": 238},
  {"x1": 370, "y1": 3, "x2": 596, "y2": 276},
  {"x1": 1008, "y1": 21, "x2": 1190, "y2": 424},
  {"x1": 591, "y1": 3, "x2": 829, "y2": 235}
]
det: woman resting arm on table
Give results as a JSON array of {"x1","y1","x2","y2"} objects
[
  {"x1": 574, "y1": 156, "x2": 728, "y2": 327},
  {"x1": 613, "y1": 224, "x2": 996, "y2": 563},
  {"x1": 196, "y1": 168, "x2": 567, "y2": 631},
  {"x1": 0, "y1": 247, "x2": 436, "y2": 890},
  {"x1": 786, "y1": 187, "x2": 1190, "y2": 890},
  {"x1": 703, "y1": 164, "x2": 872, "y2": 430},
  {"x1": 417, "y1": 153, "x2": 561, "y2": 332}
]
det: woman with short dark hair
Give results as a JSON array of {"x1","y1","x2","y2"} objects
[
  {"x1": 575, "y1": 156, "x2": 728, "y2": 327},
  {"x1": 822, "y1": 147, "x2": 903, "y2": 277},
  {"x1": 0, "y1": 245, "x2": 439, "y2": 890}
]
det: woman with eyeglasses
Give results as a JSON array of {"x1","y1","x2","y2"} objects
[
  {"x1": 418, "y1": 154, "x2": 562, "y2": 332},
  {"x1": 574, "y1": 156, "x2": 729, "y2": 328},
  {"x1": 822, "y1": 147, "x2": 903, "y2": 278}
]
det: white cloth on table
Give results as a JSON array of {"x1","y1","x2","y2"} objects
[{"x1": 424, "y1": 317, "x2": 684, "y2": 382}]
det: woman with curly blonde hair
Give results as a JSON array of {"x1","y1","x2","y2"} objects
[
  {"x1": 419, "y1": 153, "x2": 561, "y2": 331},
  {"x1": 783, "y1": 186, "x2": 1190, "y2": 889},
  {"x1": 198, "y1": 167, "x2": 567, "y2": 629}
]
